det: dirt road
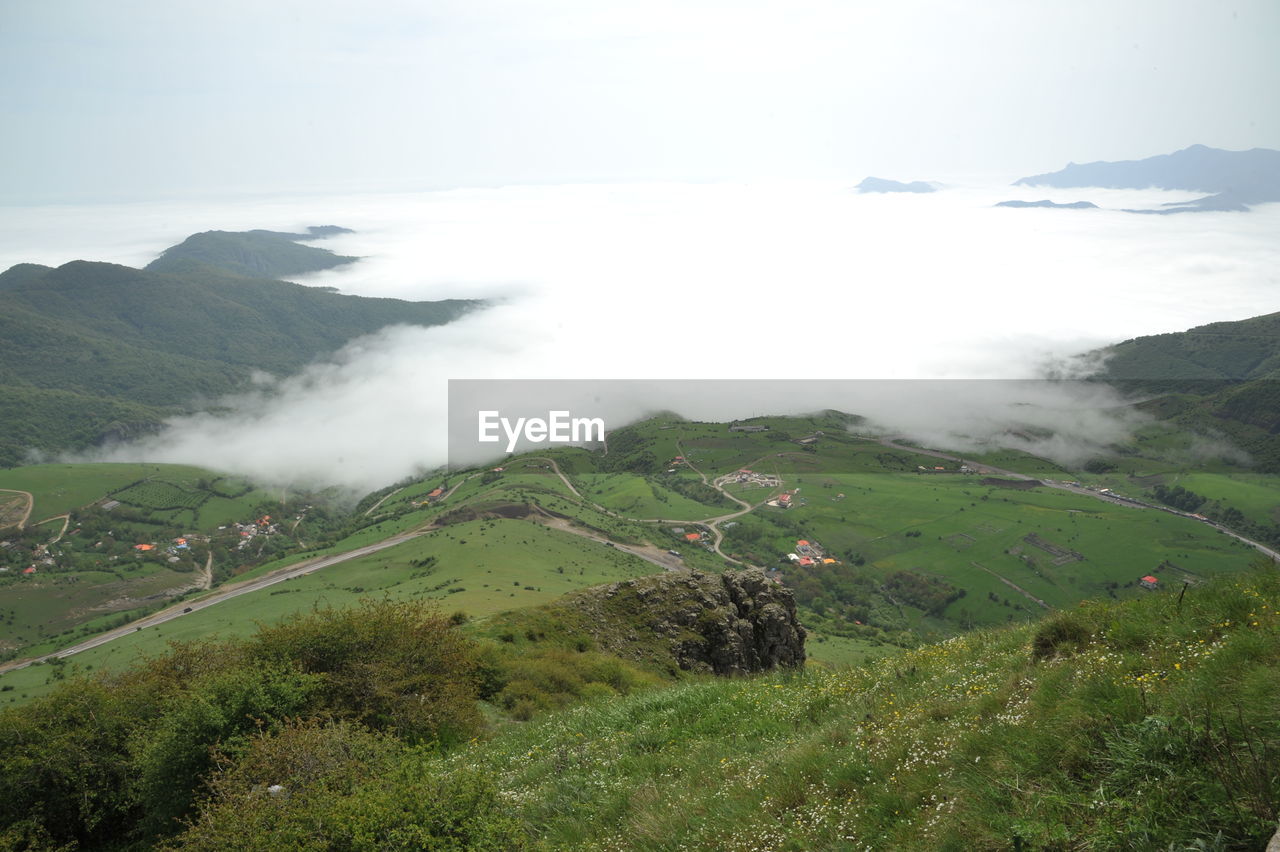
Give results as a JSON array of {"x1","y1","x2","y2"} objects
[{"x1": 0, "y1": 489, "x2": 34, "y2": 530}]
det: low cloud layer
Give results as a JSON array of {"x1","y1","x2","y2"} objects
[{"x1": 8, "y1": 181, "x2": 1277, "y2": 492}]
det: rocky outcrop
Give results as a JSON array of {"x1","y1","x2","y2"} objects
[{"x1": 564, "y1": 568, "x2": 806, "y2": 675}]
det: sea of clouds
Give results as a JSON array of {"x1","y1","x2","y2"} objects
[{"x1": 3, "y1": 180, "x2": 1277, "y2": 492}]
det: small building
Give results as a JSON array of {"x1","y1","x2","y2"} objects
[
  {"x1": 1139, "y1": 575, "x2": 1159, "y2": 590},
  {"x1": 22, "y1": 566, "x2": 36, "y2": 575},
  {"x1": 684, "y1": 532, "x2": 702, "y2": 542}
]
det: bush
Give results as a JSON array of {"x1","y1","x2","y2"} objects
[
  {"x1": 1031, "y1": 612, "x2": 1093, "y2": 660},
  {"x1": 248, "y1": 599, "x2": 482, "y2": 746},
  {"x1": 169, "y1": 721, "x2": 526, "y2": 851}
]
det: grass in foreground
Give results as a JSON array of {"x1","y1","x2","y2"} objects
[
  {"x1": 3, "y1": 565, "x2": 1279, "y2": 850},
  {"x1": 441, "y1": 563, "x2": 1280, "y2": 850}
]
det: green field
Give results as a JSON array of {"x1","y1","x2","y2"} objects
[
  {"x1": 0, "y1": 518, "x2": 656, "y2": 704},
  {"x1": 574, "y1": 473, "x2": 724, "y2": 520},
  {"x1": 1162, "y1": 471, "x2": 1280, "y2": 525},
  {"x1": 0, "y1": 564, "x2": 195, "y2": 656},
  {"x1": 0, "y1": 462, "x2": 301, "y2": 660},
  {"x1": 4, "y1": 413, "x2": 1278, "y2": 712},
  {"x1": 0, "y1": 462, "x2": 281, "y2": 525},
  {"x1": 0, "y1": 463, "x2": 198, "y2": 520},
  {"x1": 753, "y1": 472, "x2": 1259, "y2": 630}
]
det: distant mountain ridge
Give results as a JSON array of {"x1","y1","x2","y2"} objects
[
  {"x1": 146, "y1": 226, "x2": 357, "y2": 280},
  {"x1": 995, "y1": 199, "x2": 1097, "y2": 209},
  {"x1": 0, "y1": 231, "x2": 478, "y2": 467},
  {"x1": 1016, "y1": 144, "x2": 1280, "y2": 213},
  {"x1": 856, "y1": 177, "x2": 937, "y2": 194}
]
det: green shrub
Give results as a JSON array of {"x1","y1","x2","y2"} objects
[
  {"x1": 248, "y1": 599, "x2": 482, "y2": 746},
  {"x1": 168, "y1": 721, "x2": 526, "y2": 851},
  {"x1": 1031, "y1": 611, "x2": 1093, "y2": 660}
]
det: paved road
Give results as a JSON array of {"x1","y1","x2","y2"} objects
[
  {"x1": 0, "y1": 526, "x2": 439, "y2": 675},
  {"x1": 878, "y1": 435, "x2": 1280, "y2": 562},
  {"x1": 11, "y1": 435, "x2": 1275, "y2": 675}
]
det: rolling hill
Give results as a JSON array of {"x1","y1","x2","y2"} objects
[
  {"x1": 145, "y1": 226, "x2": 357, "y2": 279},
  {"x1": 1096, "y1": 311, "x2": 1280, "y2": 471},
  {"x1": 0, "y1": 235, "x2": 479, "y2": 467}
]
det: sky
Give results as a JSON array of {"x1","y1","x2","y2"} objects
[{"x1": 3, "y1": 0, "x2": 1279, "y2": 202}]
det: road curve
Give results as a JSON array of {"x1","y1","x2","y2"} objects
[{"x1": 0, "y1": 489, "x2": 34, "y2": 530}]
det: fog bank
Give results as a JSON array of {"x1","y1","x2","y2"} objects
[{"x1": 9, "y1": 181, "x2": 1275, "y2": 492}]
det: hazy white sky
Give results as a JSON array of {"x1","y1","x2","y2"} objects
[{"x1": 3, "y1": 0, "x2": 1277, "y2": 202}]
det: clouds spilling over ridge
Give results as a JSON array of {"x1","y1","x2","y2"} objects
[{"x1": 11, "y1": 181, "x2": 1277, "y2": 492}]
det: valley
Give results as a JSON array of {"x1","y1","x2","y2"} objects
[{"x1": 3, "y1": 410, "x2": 1274, "y2": 705}]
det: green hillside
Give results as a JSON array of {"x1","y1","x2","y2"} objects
[
  {"x1": 0, "y1": 250, "x2": 479, "y2": 466},
  {"x1": 0, "y1": 462, "x2": 332, "y2": 661},
  {"x1": 145, "y1": 227, "x2": 357, "y2": 279},
  {"x1": 0, "y1": 406, "x2": 1277, "y2": 848},
  {"x1": 6, "y1": 411, "x2": 1275, "y2": 704},
  {"x1": 2, "y1": 561, "x2": 1277, "y2": 850},
  {"x1": 1096, "y1": 311, "x2": 1280, "y2": 472}
]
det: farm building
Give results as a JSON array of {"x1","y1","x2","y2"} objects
[{"x1": 1140, "y1": 575, "x2": 1159, "y2": 590}]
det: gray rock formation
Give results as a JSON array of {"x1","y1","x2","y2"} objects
[{"x1": 566, "y1": 568, "x2": 806, "y2": 675}]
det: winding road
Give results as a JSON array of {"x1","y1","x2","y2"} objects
[{"x1": 6, "y1": 433, "x2": 1277, "y2": 676}]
